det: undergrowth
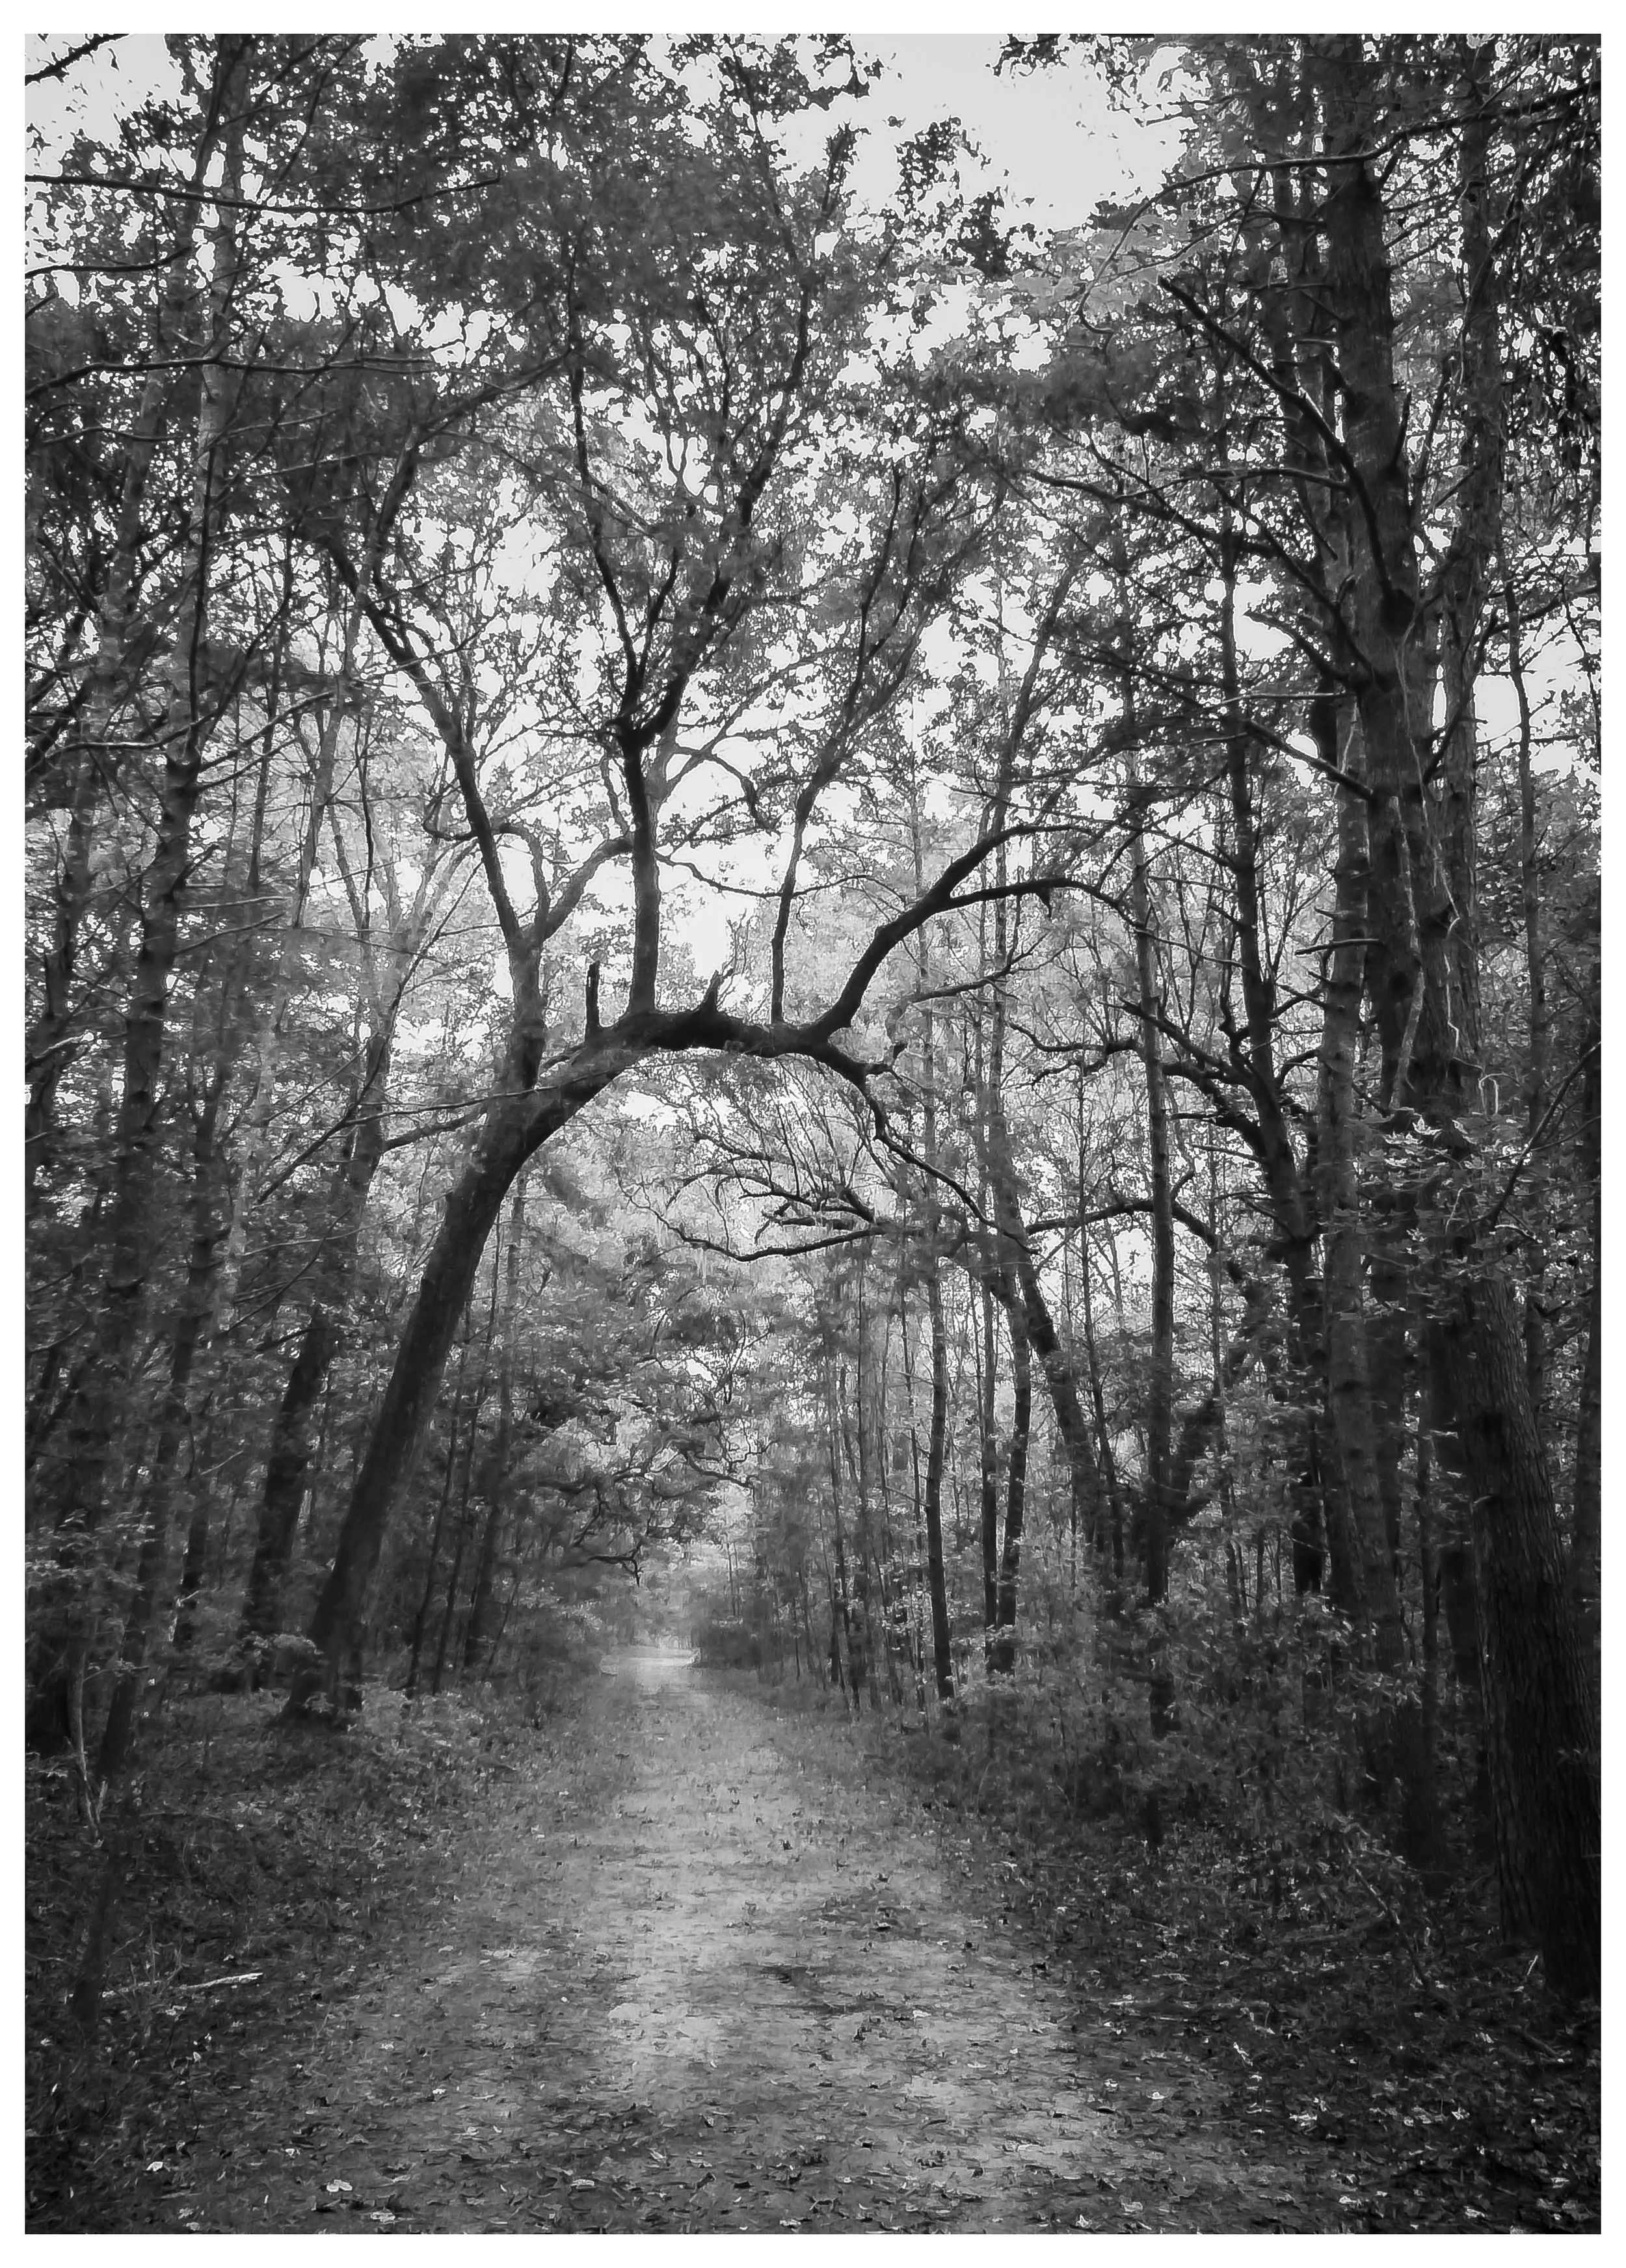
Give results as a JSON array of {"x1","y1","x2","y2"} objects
[
  {"x1": 29, "y1": 1637, "x2": 1598, "y2": 2237},
  {"x1": 750, "y1": 1636, "x2": 1601, "y2": 2236},
  {"x1": 24, "y1": 1674, "x2": 588, "y2": 2232}
]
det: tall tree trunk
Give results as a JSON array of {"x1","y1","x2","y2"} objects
[
  {"x1": 289, "y1": 1034, "x2": 640, "y2": 1711},
  {"x1": 431, "y1": 1418, "x2": 482, "y2": 1696},
  {"x1": 1165, "y1": 1248, "x2": 1272, "y2": 1528},
  {"x1": 989, "y1": 1278, "x2": 1030, "y2": 1675},
  {"x1": 1567, "y1": 925, "x2": 1600, "y2": 1657},
  {"x1": 1413, "y1": 1414, "x2": 1446, "y2": 1881},
  {"x1": 25, "y1": 72, "x2": 230, "y2": 1205},
  {"x1": 921, "y1": 1261, "x2": 953, "y2": 1702},
  {"x1": 842, "y1": 1279, "x2": 880, "y2": 1705},
  {"x1": 212, "y1": 648, "x2": 348, "y2": 1331},
  {"x1": 1320, "y1": 47, "x2": 1597, "y2": 1988},
  {"x1": 29, "y1": 51, "x2": 253, "y2": 1748},
  {"x1": 170, "y1": 1485, "x2": 216, "y2": 1659},
  {"x1": 1214, "y1": 524, "x2": 1346, "y2": 1589},
  {"x1": 464, "y1": 1169, "x2": 529, "y2": 1682},
  {"x1": 1431, "y1": 1292, "x2": 1598, "y2": 1989},
  {"x1": 978, "y1": 937, "x2": 1030, "y2": 1672},
  {"x1": 907, "y1": 846, "x2": 955, "y2": 1701},
  {"x1": 238, "y1": 1307, "x2": 341, "y2": 1643},
  {"x1": 96, "y1": 1085, "x2": 231, "y2": 1780},
  {"x1": 96, "y1": 740, "x2": 260, "y2": 1745},
  {"x1": 1502, "y1": 564, "x2": 1549, "y2": 1406},
  {"x1": 407, "y1": 1378, "x2": 466, "y2": 1698},
  {"x1": 235, "y1": 820, "x2": 412, "y2": 1640},
  {"x1": 1002, "y1": 1212, "x2": 1103, "y2": 1569},
  {"x1": 965, "y1": 802, "x2": 1008, "y2": 1659},
  {"x1": 825, "y1": 1345, "x2": 859, "y2": 1709},
  {"x1": 436, "y1": 1258, "x2": 501, "y2": 1694},
  {"x1": 1313, "y1": 735, "x2": 1400, "y2": 1646},
  {"x1": 977, "y1": 1277, "x2": 1000, "y2": 1633},
  {"x1": 1125, "y1": 756, "x2": 1176, "y2": 1603},
  {"x1": 1078, "y1": 1240, "x2": 1125, "y2": 1577}
]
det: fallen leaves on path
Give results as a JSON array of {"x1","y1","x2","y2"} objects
[{"x1": 27, "y1": 1656, "x2": 1598, "y2": 2234}]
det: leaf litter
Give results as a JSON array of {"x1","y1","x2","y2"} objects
[{"x1": 27, "y1": 1663, "x2": 1597, "y2": 2232}]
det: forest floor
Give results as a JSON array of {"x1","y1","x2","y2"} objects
[{"x1": 27, "y1": 1655, "x2": 1599, "y2": 2235}]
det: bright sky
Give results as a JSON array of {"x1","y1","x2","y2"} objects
[
  {"x1": 22, "y1": 28, "x2": 1590, "y2": 972},
  {"x1": 805, "y1": 36, "x2": 1181, "y2": 231},
  {"x1": 27, "y1": 33, "x2": 1174, "y2": 240}
]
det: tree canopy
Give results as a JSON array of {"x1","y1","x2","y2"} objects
[{"x1": 27, "y1": 33, "x2": 1599, "y2": 1998}]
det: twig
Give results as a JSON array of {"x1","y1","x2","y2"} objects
[
  {"x1": 67, "y1": 1656, "x2": 103, "y2": 1839},
  {"x1": 1348, "y1": 1860, "x2": 1451, "y2": 2003}
]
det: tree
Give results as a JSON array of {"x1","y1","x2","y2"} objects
[
  {"x1": 283, "y1": 36, "x2": 1056, "y2": 1707},
  {"x1": 1011, "y1": 29, "x2": 1599, "y2": 1986},
  {"x1": 26, "y1": 31, "x2": 1598, "y2": 2008}
]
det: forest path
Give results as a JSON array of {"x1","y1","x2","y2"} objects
[{"x1": 183, "y1": 1662, "x2": 1319, "y2": 2233}]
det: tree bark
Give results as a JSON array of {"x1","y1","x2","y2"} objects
[
  {"x1": 1165, "y1": 1251, "x2": 1272, "y2": 1528},
  {"x1": 1078, "y1": 1239, "x2": 1125, "y2": 1577},
  {"x1": 406, "y1": 1370, "x2": 465, "y2": 1699},
  {"x1": 1125, "y1": 757, "x2": 1176, "y2": 1603},
  {"x1": 236, "y1": 732, "x2": 453, "y2": 1640},
  {"x1": 239, "y1": 1305, "x2": 341, "y2": 1642},
  {"x1": 1432, "y1": 1289, "x2": 1599, "y2": 1990},
  {"x1": 1503, "y1": 566, "x2": 1550, "y2": 1406},
  {"x1": 464, "y1": 1169, "x2": 529, "y2": 1681},
  {"x1": 825, "y1": 1346, "x2": 860, "y2": 1709},
  {"x1": 920, "y1": 1255, "x2": 954, "y2": 1701},
  {"x1": 1567, "y1": 941, "x2": 1600, "y2": 1655},
  {"x1": 1007, "y1": 1227, "x2": 1102, "y2": 1554},
  {"x1": 289, "y1": 1037, "x2": 641, "y2": 1710},
  {"x1": 25, "y1": 66, "x2": 230, "y2": 1205},
  {"x1": 1319, "y1": 46, "x2": 1598, "y2": 1986},
  {"x1": 977, "y1": 1277, "x2": 1000, "y2": 1634},
  {"x1": 29, "y1": 49, "x2": 253, "y2": 1747},
  {"x1": 909, "y1": 885, "x2": 955, "y2": 1701},
  {"x1": 1313, "y1": 732, "x2": 1400, "y2": 1645},
  {"x1": 1214, "y1": 526, "x2": 1347, "y2": 1586},
  {"x1": 431, "y1": 1415, "x2": 482, "y2": 1696},
  {"x1": 96, "y1": 1088, "x2": 230, "y2": 1780},
  {"x1": 989, "y1": 1275, "x2": 1030, "y2": 1675}
]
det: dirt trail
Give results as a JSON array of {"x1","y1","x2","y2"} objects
[{"x1": 178, "y1": 1661, "x2": 1322, "y2": 2232}]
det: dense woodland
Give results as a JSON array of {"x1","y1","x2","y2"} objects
[{"x1": 27, "y1": 23, "x2": 1599, "y2": 2089}]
